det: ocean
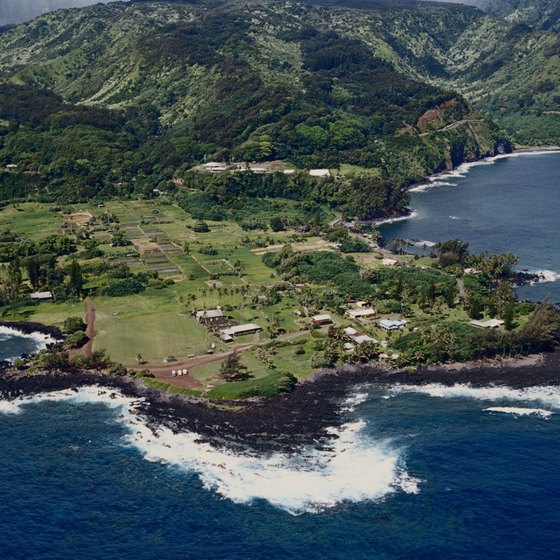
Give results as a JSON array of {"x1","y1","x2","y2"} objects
[
  {"x1": 0, "y1": 384, "x2": 559, "y2": 559},
  {"x1": 380, "y1": 151, "x2": 560, "y2": 302},
  {"x1": 1, "y1": 152, "x2": 560, "y2": 559}
]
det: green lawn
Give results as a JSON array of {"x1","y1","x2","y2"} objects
[{"x1": 93, "y1": 288, "x2": 215, "y2": 365}]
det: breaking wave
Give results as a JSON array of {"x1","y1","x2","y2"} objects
[
  {"x1": 409, "y1": 181, "x2": 458, "y2": 193},
  {"x1": 387, "y1": 383, "x2": 560, "y2": 413},
  {"x1": 373, "y1": 210, "x2": 418, "y2": 226},
  {"x1": 485, "y1": 407, "x2": 553, "y2": 419},
  {"x1": 0, "y1": 326, "x2": 58, "y2": 362},
  {"x1": 524, "y1": 269, "x2": 560, "y2": 283},
  {"x1": 0, "y1": 386, "x2": 419, "y2": 515}
]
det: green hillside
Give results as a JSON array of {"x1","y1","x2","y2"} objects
[{"x1": 0, "y1": 0, "x2": 558, "y2": 203}]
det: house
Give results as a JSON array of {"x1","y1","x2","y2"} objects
[
  {"x1": 379, "y1": 319, "x2": 407, "y2": 331},
  {"x1": 220, "y1": 323, "x2": 262, "y2": 340},
  {"x1": 343, "y1": 342, "x2": 355, "y2": 352},
  {"x1": 346, "y1": 308, "x2": 376, "y2": 320},
  {"x1": 292, "y1": 310, "x2": 302, "y2": 316},
  {"x1": 353, "y1": 334, "x2": 377, "y2": 345},
  {"x1": 309, "y1": 169, "x2": 331, "y2": 177},
  {"x1": 356, "y1": 301, "x2": 369, "y2": 308},
  {"x1": 470, "y1": 319, "x2": 504, "y2": 329},
  {"x1": 200, "y1": 162, "x2": 229, "y2": 172},
  {"x1": 344, "y1": 326, "x2": 377, "y2": 345},
  {"x1": 196, "y1": 308, "x2": 224, "y2": 324},
  {"x1": 311, "y1": 314, "x2": 333, "y2": 325},
  {"x1": 29, "y1": 291, "x2": 53, "y2": 301},
  {"x1": 6, "y1": 164, "x2": 18, "y2": 169}
]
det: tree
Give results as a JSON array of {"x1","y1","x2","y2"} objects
[
  {"x1": 270, "y1": 216, "x2": 286, "y2": 232},
  {"x1": 503, "y1": 302, "x2": 515, "y2": 331},
  {"x1": 6, "y1": 257, "x2": 22, "y2": 308},
  {"x1": 63, "y1": 316, "x2": 86, "y2": 334},
  {"x1": 26, "y1": 257, "x2": 42, "y2": 289},
  {"x1": 193, "y1": 220, "x2": 210, "y2": 233},
  {"x1": 219, "y1": 350, "x2": 251, "y2": 382},
  {"x1": 68, "y1": 260, "x2": 83, "y2": 297}
]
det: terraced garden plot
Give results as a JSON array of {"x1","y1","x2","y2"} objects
[{"x1": 199, "y1": 259, "x2": 236, "y2": 276}]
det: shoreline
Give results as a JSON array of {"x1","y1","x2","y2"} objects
[
  {"x1": 405, "y1": 144, "x2": 560, "y2": 196},
  {"x1": 1, "y1": 351, "x2": 559, "y2": 453},
  {"x1": 0, "y1": 320, "x2": 63, "y2": 341}
]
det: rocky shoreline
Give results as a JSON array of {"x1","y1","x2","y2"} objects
[
  {"x1": 0, "y1": 351, "x2": 559, "y2": 454},
  {"x1": 0, "y1": 321, "x2": 63, "y2": 341}
]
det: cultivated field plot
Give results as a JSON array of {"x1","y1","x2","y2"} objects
[
  {"x1": 199, "y1": 259, "x2": 236, "y2": 276},
  {"x1": 143, "y1": 252, "x2": 181, "y2": 275},
  {"x1": 0, "y1": 204, "x2": 63, "y2": 240}
]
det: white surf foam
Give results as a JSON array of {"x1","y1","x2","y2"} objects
[
  {"x1": 388, "y1": 383, "x2": 560, "y2": 410},
  {"x1": 523, "y1": 269, "x2": 560, "y2": 283},
  {"x1": 426, "y1": 149, "x2": 560, "y2": 183},
  {"x1": 485, "y1": 407, "x2": 553, "y2": 419},
  {"x1": 374, "y1": 210, "x2": 418, "y2": 226},
  {"x1": 409, "y1": 181, "x2": 458, "y2": 193},
  {"x1": 0, "y1": 326, "x2": 58, "y2": 361},
  {"x1": 0, "y1": 386, "x2": 419, "y2": 515}
]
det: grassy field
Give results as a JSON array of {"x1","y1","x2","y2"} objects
[{"x1": 0, "y1": 195, "x2": 535, "y2": 394}]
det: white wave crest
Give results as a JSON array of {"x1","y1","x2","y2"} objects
[
  {"x1": 524, "y1": 269, "x2": 560, "y2": 283},
  {"x1": 0, "y1": 326, "x2": 58, "y2": 361},
  {"x1": 341, "y1": 391, "x2": 370, "y2": 412},
  {"x1": 388, "y1": 383, "x2": 560, "y2": 410},
  {"x1": 410, "y1": 181, "x2": 458, "y2": 193},
  {"x1": 449, "y1": 215, "x2": 462, "y2": 220},
  {"x1": 485, "y1": 407, "x2": 553, "y2": 419},
  {"x1": 426, "y1": 149, "x2": 560, "y2": 183},
  {"x1": 0, "y1": 386, "x2": 418, "y2": 515},
  {"x1": 374, "y1": 210, "x2": 418, "y2": 226}
]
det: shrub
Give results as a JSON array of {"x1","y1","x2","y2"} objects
[
  {"x1": 65, "y1": 331, "x2": 89, "y2": 349},
  {"x1": 63, "y1": 316, "x2": 87, "y2": 334}
]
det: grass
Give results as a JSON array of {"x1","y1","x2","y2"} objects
[
  {"x1": 140, "y1": 377, "x2": 202, "y2": 396},
  {"x1": 206, "y1": 371, "x2": 295, "y2": 399}
]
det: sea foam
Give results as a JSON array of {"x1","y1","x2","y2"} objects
[
  {"x1": 484, "y1": 407, "x2": 553, "y2": 419},
  {"x1": 388, "y1": 383, "x2": 560, "y2": 415},
  {"x1": 0, "y1": 386, "x2": 418, "y2": 515},
  {"x1": 0, "y1": 326, "x2": 58, "y2": 361}
]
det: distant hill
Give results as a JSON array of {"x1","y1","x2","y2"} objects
[
  {"x1": 0, "y1": 0, "x2": 558, "y2": 202},
  {"x1": 0, "y1": 0, "x2": 121, "y2": 26}
]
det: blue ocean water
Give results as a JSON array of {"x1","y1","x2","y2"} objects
[
  {"x1": 0, "y1": 326, "x2": 55, "y2": 361},
  {"x1": 0, "y1": 384, "x2": 559, "y2": 560},
  {"x1": 1, "y1": 154, "x2": 560, "y2": 559},
  {"x1": 380, "y1": 152, "x2": 560, "y2": 301}
]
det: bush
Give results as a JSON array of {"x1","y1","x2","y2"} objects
[
  {"x1": 65, "y1": 330, "x2": 89, "y2": 349},
  {"x1": 63, "y1": 316, "x2": 86, "y2": 334},
  {"x1": 102, "y1": 277, "x2": 145, "y2": 297},
  {"x1": 193, "y1": 220, "x2": 210, "y2": 233}
]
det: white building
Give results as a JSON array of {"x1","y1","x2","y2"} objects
[
  {"x1": 309, "y1": 169, "x2": 331, "y2": 177},
  {"x1": 29, "y1": 291, "x2": 53, "y2": 300},
  {"x1": 346, "y1": 308, "x2": 376, "y2": 320},
  {"x1": 470, "y1": 319, "x2": 504, "y2": 329},
  {"x1": 379, "y1": 319, "x2": 407, "y2": 331},
  {"x1": 220, "y1": 323, "x2": 262, "y2": 341}
]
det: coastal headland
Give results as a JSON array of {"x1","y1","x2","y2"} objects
[{"x1": 1, "y1": 350, "x2": 559, "y2": 454}]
